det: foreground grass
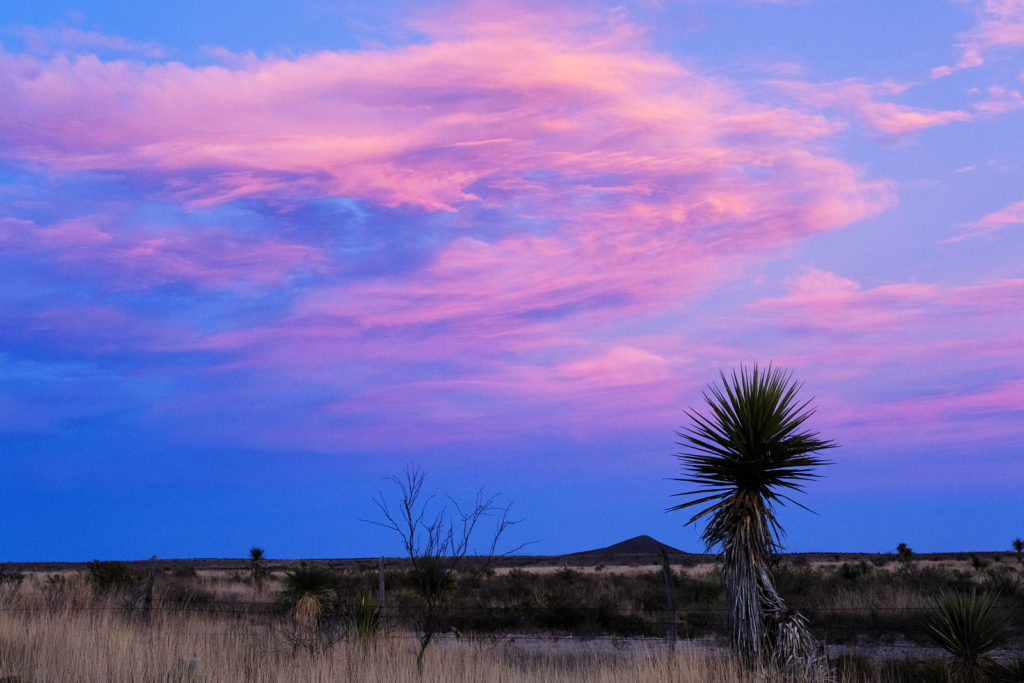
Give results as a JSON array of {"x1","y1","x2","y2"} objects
[
  {"x1": 0, "y1": 606, "x2": 744, "y2": 683},
  {"x1": 0, "y1": 602, "x2": 978, "y2": 683},
  {"x1": 1, "y1": 561, "x2": 1021, "y2": 681}
]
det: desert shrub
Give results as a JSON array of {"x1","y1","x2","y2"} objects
[
  {"x1": 169, "y1": 564, "x2": 197, "y2": 578},
  {"x1": 985, "y1": 565, "x2": 1022, "y2": 597},
  {"x1": 554, "y1": 567, "x2": 580, "y2": 583},
  {"x1": 928, "y1": 588, "x2": 1011, "y2": 680},
  {"x1": 0, "y1": 568, "x2": 24, "y2": 585},
  {"x1": 899, "y1": 564, "x2": 973, "y2": 595},
  {"x1": 87, "y1": 560, "x2": 140, "y2": 594},
  {"x1": 838, "y1": 561, "x2": 872, "y2": 581}
]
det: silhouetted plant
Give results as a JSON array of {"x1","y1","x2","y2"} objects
[
  {"x1": 370, "y1": 464, "x2": 524, "y2": 672},
  {"x1": 1013, "y1": 538, "x2": 1023, "y2": 566},
  {"x1": 897, "y1": 542, "x2": 914, "y2": 564},
  {"x1": 838, "y1": 561, "x2": 872, "y2": 581},
  {"x1": 670, "y1": 363, "x2": 835, "y2": 676},
  {"x1": 279, "y1": 563, "x2": 341, "y2": 654},
  {"x1": 249, "y1": 547, "x2": 268, "y2": 594},
  {"x1": 928, "y1": 589, "x2": 1010, "y2": 682},
  {"x1": 0, "y1": 568, "x2": 24, "y2": 585},
  {"x1": 86, "y1": 560, "x2": 139, "y2": 594}
]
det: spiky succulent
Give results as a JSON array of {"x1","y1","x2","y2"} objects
[{"x1": 670, "y1": 364, "x2": 835, "y2": 669}]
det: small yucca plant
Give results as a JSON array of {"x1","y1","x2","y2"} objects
[
  {"x1": 280, "y1": 564, "x2": 336, "y2": 627},
  {"x1": 928, "y1": 589, "x2": 1010, "y2": 681}
]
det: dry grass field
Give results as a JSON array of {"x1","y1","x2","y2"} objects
[{"x1": 0, "y1": 551, "x2": 1022, "y2": 682}]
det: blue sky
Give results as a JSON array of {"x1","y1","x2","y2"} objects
[{"x1": 1, "y1": 0, "x2": 1022, "y2": 560}]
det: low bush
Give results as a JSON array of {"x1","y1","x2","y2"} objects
[{"x1": 86, "y1": 560, "x2": 139, "y2": 594}]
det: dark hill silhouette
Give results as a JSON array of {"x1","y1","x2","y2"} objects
[{"x1": 568, "y1": 534, "x2": 687, "y2": 558}]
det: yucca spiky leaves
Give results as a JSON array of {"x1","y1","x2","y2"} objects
[
  {"x1": 929, "y1": 589, "x2": 1010, "y2": 675},
  {"x1": 669, "y1": 364, "x2": 835, "y2": 552}
]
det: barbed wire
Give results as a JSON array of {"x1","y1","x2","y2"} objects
[{"x1": 0, "y1": 601, "x2": 1020, "y2": 615}]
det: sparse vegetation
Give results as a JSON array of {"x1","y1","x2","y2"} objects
[
  {"x1": 86, "y1": 559, "x2": 139, "y2": 594},
  {"x1": 0, "y1": 558, "x2": 1021, "y2": 682}
]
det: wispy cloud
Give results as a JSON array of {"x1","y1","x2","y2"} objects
[
  {"x1": 743, "y1": 269, "x2": 1024, "y2": 444},
  {"x1": 770, "y1": 79, "x2": 973, "y2": 136},
  {"x1": 946, "y1": 198, "x2": 1024, "y2": 241},
  {"x1": 933, "y1": 0, "x2": 1024, "y2": 76}
]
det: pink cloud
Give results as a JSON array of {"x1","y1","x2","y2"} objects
[
  {"x1": 557, "y1": 345, "x2": 672, "y2": 386},
  {"x1": 17, "y1": 26, "x2": 167, "y2": 58},
  {"x1": 771, "y1": 79, "x2": 973, "y2": 136},
  {"x1": 0, "y1": 10, "x2": 883, "y2": 219},
  {"x1": 751, "y1": 267, "x2": 939, "y2": 331},
  {"x1": 946, "y1": 198, "x2": 1024, "y2": 241},
  {"x1": 737, "y1": 270, "x2": 1024, "y2": 448},
  {"x1": 0, "y1": 5, "x2": 905, "y2": 449},
  {"x1": 972, "y1": 85, "x2": 1024, "y2": 115},
  {"x1": 934, "y1": 0, "x2": 1024, "y2": 75},
  {"x1": 831, "y1": 377, "x2": 1024, "y2": 449},
  {"x1": 0, "y1": 215, "x2": 325, "y2": 289}
]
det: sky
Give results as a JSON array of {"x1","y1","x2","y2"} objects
[{"x1": 0, "y1": 0, "x2": 1022, "y2": 561}]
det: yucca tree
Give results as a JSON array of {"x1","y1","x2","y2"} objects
[
  {"x1": 1013, "y1": 538, "x2": 1023, "y2": 566},
  {"x1": 249, "y1": 547, "x2": 267, "y2": 594},
  {"x1": 670, "y1": 364, "x2": 835, "y2": 672}
]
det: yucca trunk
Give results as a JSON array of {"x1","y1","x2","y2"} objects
[
  {"x1": 725, "y1": 528, "x2": 824, "y2": 677},
  {"x1": 721, "y1": 500, "x2": 770, "y2": 665}
]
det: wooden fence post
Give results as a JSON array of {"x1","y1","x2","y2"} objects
[
  {"x1": 660, "y1": 548, "x2": 677, "y2": 652},
  {"x1": 142, "y1": 555, "x2": 156, "y2": 627},
  {"x1": 378, "y1": 556, "x2": 386, "y2": 628}
]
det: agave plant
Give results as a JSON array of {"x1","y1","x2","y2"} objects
[
  {"x1": 670, "y1": 364, "x2": 835, "y2": 672},
  {"x1": 929, "y1": 589, "x2": 1010, "y2": 681}
]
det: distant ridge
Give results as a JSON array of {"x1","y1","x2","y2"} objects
[{"x1": 568, "y1": 534, "x2": 687, "y2": 557}]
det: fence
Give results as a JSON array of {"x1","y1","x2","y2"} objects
[{"x1": 2, "y1": 600, "x2": 1021, "y2": 657}]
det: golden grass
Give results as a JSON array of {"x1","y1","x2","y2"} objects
[
  {"x1": 0, "y1": 603, "x2": 752, "y2": 683},
  {"x1": 0, "y1": 567, "x2": 982, "y2": 682},
  {"x1": 0, "y1": 603, "x2": 941, "y2": 682}
]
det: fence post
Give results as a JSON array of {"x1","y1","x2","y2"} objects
[
  {"x1": 660, "y1": 548, "x2": 677, "y2": 652},
  {"x1": 378, "y1": 556, "x2": 386, "y2": 628},
  {"x1": 142, "y1": 555, "x2": 156, "y2": 627}
]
